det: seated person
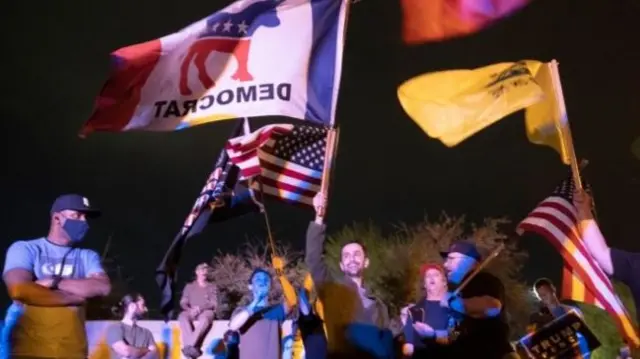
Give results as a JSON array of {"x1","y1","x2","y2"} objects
[{"x1": 178, "y1": 262, "x2": 218, "y2": 358}]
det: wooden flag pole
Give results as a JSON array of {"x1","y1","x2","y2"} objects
[
  {"x1": 238, "y1": 117, "x2": 278, "y2": 255},
  {"x1": 318, "y1": 127, "x2": 341, "y2": 216},
  {"x1": 548, "y1": 60, "x2": 583, "y2": 190},
  {"x1": 316, "y1": 0, "x2": 348, "y2": 207}
]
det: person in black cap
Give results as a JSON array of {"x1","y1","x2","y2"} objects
[
  {"x1": 2, "y1": 193, "x2": 111, "y2": 359},
  {"x1": 439, "y1": 240, "x2": 518, "y2": 359}
]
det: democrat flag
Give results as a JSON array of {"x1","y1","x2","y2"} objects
[
  {"x1": 225, "y1": 124, "x2": 327, "y2": 206},
  {"x1": 80, "y1": 0, "x2": 348, "y2": 137},
  {"x1": 517, "y1": 177, "x2": 640, "y2": 346}
]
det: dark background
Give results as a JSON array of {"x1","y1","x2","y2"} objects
[{"x1": 2, "y1": 0, "x2": 639, "y2": 314}]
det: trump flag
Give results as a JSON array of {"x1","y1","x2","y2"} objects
[{"x1": 80, "y1": 0, "x2": 348, "y2": 137}]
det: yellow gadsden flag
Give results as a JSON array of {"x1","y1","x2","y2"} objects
[
  {"x1": 398, "y1": 60, "x2": 570, "y2": 164},
  {"x1": 524, "y1": 61, "x2": 571, "y2": 165}
]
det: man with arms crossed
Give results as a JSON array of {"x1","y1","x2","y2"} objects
[
  {"x1": 106, "y1": 293, "x2": 157, "y2": 359},
  {"x1": 2, "y1": 194, "x2": 111, "y2": 359}
]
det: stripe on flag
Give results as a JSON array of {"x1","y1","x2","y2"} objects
[
  {"x1": 562, "y1": 266, "x2": 598, "y2": 306},
  {"x1": 517, "y1": 177, "x2": 639, "y2": 346},
  {"x1": 80, "y1": 0, "x2": 349, "y2": 136},
  {"x1": 225, "y1": 123, "x2": 327, "y2": 206}
]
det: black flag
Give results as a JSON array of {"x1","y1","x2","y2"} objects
[{"x1": 155, "y1": 118, "x2": 260, "y2": 320}]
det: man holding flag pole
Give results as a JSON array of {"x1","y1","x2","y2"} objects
[
  {"x1": 515, "y1": 60, "x2": 640, "y2": 353},
  {"x1": 573, "y1": 189, "x2": 640, "y2": 342},
  {"x1": 82, "y1": 0, "x2": 351, "y2": 321},
  {"x1": 80, "y1": 0, "x2": 351, "y2": 330},
  {"x1": 540, "y1": 60, "x2": 639, "y2": 348}
]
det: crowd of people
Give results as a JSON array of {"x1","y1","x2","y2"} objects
[{"x1": 1, "y1": 190, "x2": 638, "y2": 359}]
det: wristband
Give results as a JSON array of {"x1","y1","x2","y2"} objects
[{"x1": 50, "y1": 276, "x2": 62, "y2": 290}]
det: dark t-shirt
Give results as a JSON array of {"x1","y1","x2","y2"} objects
[
  {"x1": 403, "y1": 299, "x2": 449, "y2": 357},
  {"x1": 611, "y1": 248, "x2": 640, "y2": 325},
  {"x1": 297, "y1": 311, "x2": 327, "y2": 359},
  {"x1": 231, "y1": 304, "x2": 285, "y2": 359},
  {"x1": 450, "y1": 271, "x2": 513, "y2": 359},
  {"x1": 529, "y1": 306, "x2": 555, "y2": 330},
  {"x1": 105, "y1": 322, "x2": 155, "y2": 359},
  {"x1": 529, "y1": 304, "x2": 582, "y2": 330}
]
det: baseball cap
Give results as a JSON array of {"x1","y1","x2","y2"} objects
[
  {"x1": 440, "y1": 240, "x2": 482, "y2": 262},
  {"x1": 50, "y1": 194, "x2": 101, "y2": 218}
]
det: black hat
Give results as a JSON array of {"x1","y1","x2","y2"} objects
[
  {"x1": 50, "y1": 194, "x2": 101, "y2": 218},
  {"x1": 440, "y1": 240, "x2": 482, "y2": 261}
]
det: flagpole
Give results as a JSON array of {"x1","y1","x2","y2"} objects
[
  {"x1": 548, "y1": 60, "x2": 583, "y2": 190},
  {"x1": 317, "y1": 0, "x2": 349, "y2": 213},
  {"x1": 101, "y1": 233, "x2": 113, "y2": 261},
  {"x1": 155, "y1": 118, "x2": 247, "y2": 320},
  {"x1": 578, "y1": 159, "x2": 600, "y2": 222},
  {"x1": 238, "y1": 116, "x2": 278, "y2": 255},
  {"x1": 318, "y1": 127, "x2": 340, "y2": 216},
  {"x1": 256, "y1": 175, "x2": 277, "y2": 255}
]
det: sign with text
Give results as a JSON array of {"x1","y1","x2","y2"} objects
[{"x1": 516, "y1": 310, "x2": 600, "y2": 359}]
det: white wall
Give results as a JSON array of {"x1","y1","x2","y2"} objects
[{"x1": 85, "y1": 320, "x2": 301, "y2": 359}]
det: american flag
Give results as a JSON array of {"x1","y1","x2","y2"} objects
[
  {"x1": 517, "y1": 177, "x2": 639, "y2": 346},
  {"x1": 225, "y1": 124, "x2": 327, "y2": 206},
  {"x1": 155, "y1": 118, "x2": 259, "y2": 319}
]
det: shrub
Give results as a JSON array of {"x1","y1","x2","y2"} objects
[
  {"x1": 209, "y1": 215, "x2": 533, "y2": 338},
  {"x1": 578, "y1": 281, "x2": 639, "y2": 359},
  {"x1": 322, "y1": 215, "x2": 532, "y2": 339},
  {"x1": 207, "y1": 241, "x2": 307, "y2": 319}
]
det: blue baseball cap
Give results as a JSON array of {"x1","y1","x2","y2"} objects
[
  {"x1": 50, "y1": 194, "x2": 101, "y2": 218},
  {"x1": 440, "y1": 240, "x2": 482, "y2": 262}
]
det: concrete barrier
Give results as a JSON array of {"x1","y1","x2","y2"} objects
[{"x1": 86, "y1": 320, "x2": 300, "y2": 359}]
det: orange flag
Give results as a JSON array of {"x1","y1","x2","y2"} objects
[{"x1": 401, "y1": 0, "x2": 531, "y2": 44}]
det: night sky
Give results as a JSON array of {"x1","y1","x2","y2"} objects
[{"x1": 2, "y1": 0, "x2": 640, "y2": 313}]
